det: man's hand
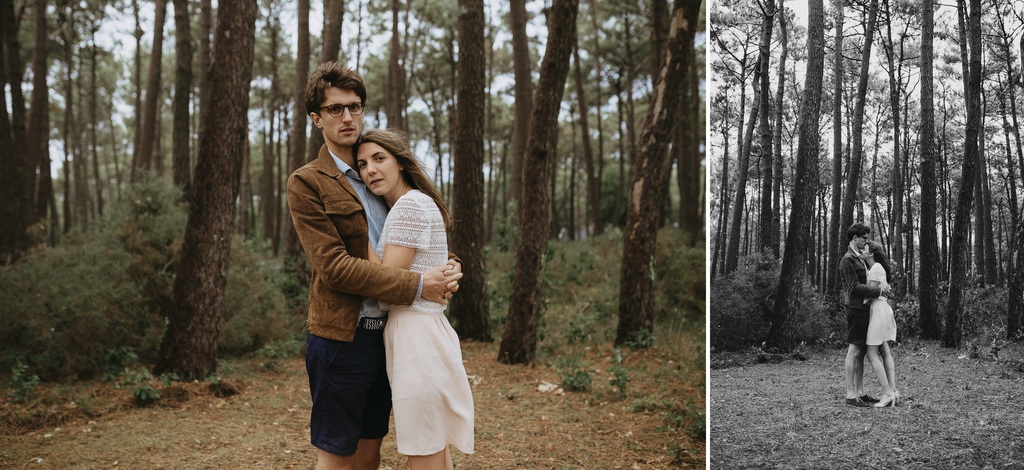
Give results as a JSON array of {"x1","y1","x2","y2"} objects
[
  {"x1": 421, "y1": 263, "x2": 463, "y2": 304},
  {"x1": 880, "y1": 283, "x2": 893, "y2": 297}
]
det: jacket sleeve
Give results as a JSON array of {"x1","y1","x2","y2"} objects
[
  {"x1": 287, "y1": 171, "x2": 419, "y2": 305},
  {"x1": 839, "y1": 256, "x2": 881, "y2": 301}
]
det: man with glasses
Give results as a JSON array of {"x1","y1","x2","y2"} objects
[
  {"x1": 839, "y1": 223, "x2": 892, "y2": 407},
  {"x1": 287, "y1": 62, "x2": 462, "y2": 469}
]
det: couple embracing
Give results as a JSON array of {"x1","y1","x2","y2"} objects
[
  {"x1": 840, "y1": 223, "x2": 901, "y2": 408},
  {"x1": 288, "y1": 62, "x2": 474, "y2": 470}
]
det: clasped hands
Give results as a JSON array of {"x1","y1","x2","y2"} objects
[{"x1": 421, "y1": 260, "x2": 463, "y2": 305}]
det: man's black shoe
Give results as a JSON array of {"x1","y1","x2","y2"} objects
[
  {"x1": 846, "y1": 398, "x2": 871, "y2": 407},
  {"x1": 859, "y1": 394, "x2": 880, "y2": 403}
]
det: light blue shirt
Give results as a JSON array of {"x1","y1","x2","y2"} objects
[{"x1": 329, "y1": 150, "x2": 422, "y2": 319}]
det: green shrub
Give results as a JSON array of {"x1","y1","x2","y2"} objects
[
  {"x1": 9, "y1": 359, "x2": 40, "y2": 403},
  {"x1": 655, "y1": 230, "x2": 705, "y2": 321},
  {"x1": 711, "y1": 253, "x2": 843, "y2": 351},
  {"x1": 554, "y1": 355, "x2": 594, "y2": 392},
  {"x1": 0, "y1": 180, "x2": 300, "y2": 382}
]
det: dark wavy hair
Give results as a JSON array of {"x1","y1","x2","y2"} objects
[
  {"x1": 865, "y1": 240, "x2": 892, "y2": 281},
  {"x1": 355, "y1": 129, "x2": 453, "y2": 232},
  {"x1": 304, "y1": 62, "x2": 367, "y2": 115}
]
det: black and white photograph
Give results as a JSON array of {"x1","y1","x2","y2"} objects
[{"x1": 709, "y1": 0, "x2": 1024, "y2": 467}]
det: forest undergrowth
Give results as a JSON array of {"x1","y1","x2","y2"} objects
[
  {"x1": 0, "y1": 221, "x2": 706, "y2": 468},
  {"x1": 711, "y1": 339, "x2": 1024, "y2": 469}
]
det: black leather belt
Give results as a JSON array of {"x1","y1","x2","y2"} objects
[{"x1": 358, "y1": 316, "x2": 387, "y2": 331}]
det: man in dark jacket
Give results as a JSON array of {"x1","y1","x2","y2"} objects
[{"x1": 839, "y1": 223, "x2": 891, "y2": 407}]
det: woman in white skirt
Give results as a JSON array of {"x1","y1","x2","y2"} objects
[
  {"x1": 358, "y1": 129, "x2": 474, "y2": 470},
  {"x1": 862, "y1": 240, "x2": 899, "y2": 408}
]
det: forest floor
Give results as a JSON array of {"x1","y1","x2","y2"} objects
[
  {"x1": 710, "y1": 339, "x2": 1024, "y2": 469},
  {"x1": 0, "y1": 336, "x2": 704, "y2": 469}
]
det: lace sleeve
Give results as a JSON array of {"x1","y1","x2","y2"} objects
[
  {"x1": 867, "y1": 264, "x2": 885, "y2": 283},
  {"x1": 384, "y1": 195, "x2": 431, "y2": 250}
]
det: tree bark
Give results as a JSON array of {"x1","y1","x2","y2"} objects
[
  {"x1": 918, "y1": 0, "x2": 941, "y2": 339},
  {"x1": 498, "y1": 0, "x2": 578, "y2": 364},
  {"x1": 172, "y1": 0, "x2": 193, "y2": 194},
  {"x1": 28, "y1": 0, "x2": 51, "y2": 240},
  {"x1": 881, "y1": 0, "x2": 902, "y2": 290},
  {"x1": 133, "y1": 0, "x2": 168, "y2": 179},
  {"x1": 766, "y1": 0, "x2": 825, "y2": 350},
  {"x1": 1, "y1": 0, "x2": 32, "y2": 257},
  {"x1": 508, "y1": 0, "x2": 532, "y2": 218},
  {"x1": 306, "y1": 0, "x2": 344, "y2": 163},
  {"x1": 572, "y1": 42, "x2": 602, "y2": 237},
  {"x1": 154, "y1": 0, "x2": 257, "y2": 380},
  {"x1": 827, "y1": 0, "x2": 844, "y2": 296},
  {"x1": 756, "y1": 0, "x2": 776, "y2": 255},
  {"x1": 284, "y1": 0, "x2": 310, "y2": 263},
  {"x1": 450, "y1": 0, "x2": 491, "y2": 342},
  {"x1": 386, "y1": 0, "x2": 405, "y2": 129},
  {"x1": 838, "y1": 0, "x2": 877, "y2": 258},
  {"x1": 943, "y1": 0, "x2": 981, "y2": 348},
  {"x1": 1008, "y1": 218, "x2": 1024, "y2": 339},
  {"x1": 615, "y1": 0, "x2": 702, "y2": 347},
  {"x1": 770, "y1": 0, "x2": 787, "y2": 257}
]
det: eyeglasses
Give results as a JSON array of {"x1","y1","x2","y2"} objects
[{"x1": 319, "y1": 102, "x2": 364, "y2": 117}]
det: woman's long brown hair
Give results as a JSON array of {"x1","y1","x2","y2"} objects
[{"x1": 356, "y1": 129, "x2": 453, "y2": 232}]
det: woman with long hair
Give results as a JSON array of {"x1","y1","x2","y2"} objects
[
  {"x1": 356, "y1": 129, "x2": 473, "y2": 470},
  {"x1": 862, "y1": 240, "x2": 899, "y2": 407}
]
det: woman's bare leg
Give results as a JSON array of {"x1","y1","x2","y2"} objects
[
  {"x1": 865, "y1": 345, "x2": 891, "y2": 397},
  {"x1": 408, "y1": 447, "x2": 451, "y2": 470}
]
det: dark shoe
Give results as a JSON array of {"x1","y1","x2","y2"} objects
[
  {"x1": 859, "y1": 394, "x2": 880, "y2": 403},
  {"x1": 846, "y1": 398, "x2": 871, "y2": 407}
]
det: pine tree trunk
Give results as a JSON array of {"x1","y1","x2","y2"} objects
[
  {"x1": 155, "y1": 0, "x2": 257, "y2": 380},
  {"x1": 756, "y1": 0, "x2": 776, "y2": 255},
  {"x1": 770, "y1": 0, "x2": 787, "y2": 257},
  {"x1": 827, "y1": 0, "x2": 845, "y2": 296},
  {"x1": 918, "y1": 0, "x2": 941, "y2": 338},
  {"x1": 134, "y1": 0, "x2": 167, "y2": 178},
  {"x1": 943, "y1": 0, "x2": 981, "y2": 348},
  {"x1": 615, "y1": 0, "x2": 701, "y2": 347},
  {"x1": 1008, "y1": 219, "x2": 1024, "y2": 339},
  {"x1": 306, "y1": 0, "x2": 344, "y2": 163},
  {"x1": 0, "y1": 0, "x2": 32, "y2": 260},
  {"x1": 498, "y1": 0, "x2": 578, "y2": 364},
  {"x1": 450, "y1": 0, "x2": 491, "y2": 342},
  {"x1": 172, "y1": 0, "x2": 193, "y2": 194},
  {"x1": 882, "y1": 0, "x2": 902, "y2": 290},
  {"x1": 508, "y1": 0, "x2": 532, "y2": 218},
  {"x1": 29, "y1": 0, "x2": 51, "y2": 238},
  {"x1": 284, "y1": 0, "x2": 310, "y2": 263},
  {"x1": 572, "y1": 43, "x2": 602, "y2": 237},
  {"x1": 262, "y1": 18, "x2": 280, "y2": 244},
  {"x1": 766, "y1": 0, "x2": 825, "y2": 350},
  {"x1": 386, "y1": 0, "x2": 405, "y2": 129}
]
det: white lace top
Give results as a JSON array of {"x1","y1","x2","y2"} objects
[{"x1": 376, "y1": 190, "x2": 448, "y2": 314}]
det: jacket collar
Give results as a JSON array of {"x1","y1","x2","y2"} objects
[{"x1": 313, "y1": 144, "x2": 359, "y2": 201}]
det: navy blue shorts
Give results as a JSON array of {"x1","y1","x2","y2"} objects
[
  {"x1": 306, "y1": 329, "x2": 391, "y2": 456},
  {"x1": 846, "y1": 306, "x2": 869, "y2": 346}
]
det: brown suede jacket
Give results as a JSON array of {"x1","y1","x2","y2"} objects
[{"x1": 287, "y1": 144, "x2": 420, "y2": 342}]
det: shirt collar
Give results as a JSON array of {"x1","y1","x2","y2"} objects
[{"x1": 328, "y1": 149, "x2": 361, "y2": 180}]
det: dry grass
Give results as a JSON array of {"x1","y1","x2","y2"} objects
[
  {"x1": 0, "y1": 335, "x2": 703, "y2": 469},
  {"x1": 710, "y1": 339, "x2": 1024, "y2": 469}
]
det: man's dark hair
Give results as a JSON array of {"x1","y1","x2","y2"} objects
[
  {"x1": 846, "y1": 223, "x2": 871, "y2": 241},
  {"x1": 304, "y1": 62, "x2": 367, "y2": 115}
]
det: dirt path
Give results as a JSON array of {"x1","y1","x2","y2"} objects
[
  {"x1": 1, "y1": 341, "x2": 703, "y2": 469},
  {"x1": 711, "y1": 340, "x2": 1024, "y2": 469}
]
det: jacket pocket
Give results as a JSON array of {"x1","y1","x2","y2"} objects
[{"x1": 323, "y1": 198, "x2": 367, "y2": 255}]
